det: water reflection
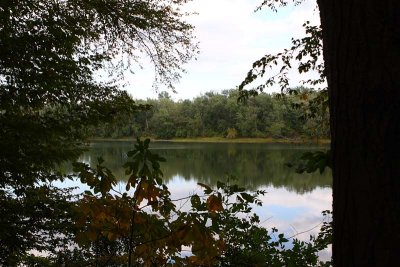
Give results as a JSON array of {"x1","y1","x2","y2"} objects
[
  {"x1": 66, "y1": 141, "x2": 332, "y2": 258},
  {"x1": 78, "y1": 141, "x2": 332, "y2": 194}
]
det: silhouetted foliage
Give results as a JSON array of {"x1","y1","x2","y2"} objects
[
  {"x1": 240, "y1": 0, "x2": 400, "y2": 265},
  {"x1": 0, "y1": 0, "x2": 197, "y2": 264}
]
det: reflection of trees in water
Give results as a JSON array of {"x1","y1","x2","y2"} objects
[{"x1": 74, "y1": 142, "x2": 332, "y2": 194}]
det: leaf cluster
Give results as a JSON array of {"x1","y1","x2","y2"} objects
[
  {"x1": 256, "y1": 0, "x2": 307, "y2": 12},
  {"x1": 217, "y1": 211, "x2": 332, "y2": 267},
  {"x1": 238, "y1": 20, "x2": 324, "y2": 102},
  {"x1": 0, "y1": 186, "x2": 78, "y2": 266},
  {"x1": 286, "y1": 150, "x2": 331, "y2": 174}
]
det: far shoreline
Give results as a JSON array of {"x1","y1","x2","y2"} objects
[{"x1": 89, "y1": 137, "x2": 330, "y2": 145}]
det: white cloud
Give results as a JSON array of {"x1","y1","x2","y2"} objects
[
  {"x1": 126, "y1": 0, "x2": 321, "y2": 100},
  {"x1": 166, "y1": 177, "x2": 332, "y2": 258},
  {"x1": 253, "y1": 186, "x2": 331, "y2": 231},
  {"x1": 166, "y1": 176, "x2": 332, "y2": 239}
]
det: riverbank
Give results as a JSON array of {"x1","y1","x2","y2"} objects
[{"x1": 89, "y1": 136, "x2": 330, "y2": 144}]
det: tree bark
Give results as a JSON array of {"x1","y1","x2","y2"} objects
[{"x1": 317, "y1": 0, "x2": 400, "y2": 266}]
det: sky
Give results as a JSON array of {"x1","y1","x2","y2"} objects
[{"x1": 126, "y1": 0, "x2": 320, "y2": 101}]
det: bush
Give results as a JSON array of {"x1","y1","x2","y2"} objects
[{"x1": 226, "y1": 128, "x2": 238, "y2": 139}]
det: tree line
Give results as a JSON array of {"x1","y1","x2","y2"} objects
[{"x1": 94, "y1": 87, "x2": 330, "y2": 140}]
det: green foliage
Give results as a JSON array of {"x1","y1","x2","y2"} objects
[
  {"x1": 94, "y1": 89, "x2": 330, "y2": 140},
  {"x1": 0, "y1": 186, "x2": 77, "y2": 266},
  {"x1": 195, "y1": 175, "x2": 332, "y2": 267},
  {"x1": 256, "y1": 0, "x2": 307, "y2": 13},
  {"x1": 288, "y1": 150, "x2": 331, "y2": 174},
  {"x1": 77, "y1": 141, "x2": 332, "y2": 194},
  {"x1": 0, "y1": 0, "x2": 198, "y2": 264},
  {"x1": 0, "y1": 0, "x2": 197, "y2": 188},
  {"x1": 268, "y1": 121, "x2": 285, "y2": 138},
  {"x1": 2, "y1": 138, "x2": 332, "y2": 266},
  {"x1": 238, "y1": 17, "x2": 324, "y2": 99},
  {"x1": 65, "y1": 139, "x2": 273, "y2": 266},
  {"x1": 217, "y1": 213, "x2": 332, "y2": 267},
  {"x1": 237, "y1": 0, "x2": 331, "y2": 175},
  {"x1": 226, "y1": 128, "x2": 238, "y2": 139}
]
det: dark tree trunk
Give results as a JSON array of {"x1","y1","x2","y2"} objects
[{"x1": 316, "y1": 0, "x2": 400, "y2": 266}]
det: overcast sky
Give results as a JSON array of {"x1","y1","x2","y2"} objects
[{"x1": 126, "y1": 0, "x2": 320, "y2": 100}]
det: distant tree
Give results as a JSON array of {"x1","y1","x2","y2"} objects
[
  {"x1": 226, "y1": 128, "x2": 238, "y2": 139},
  {"x1": 158, "y1": 91, "x2": 172, "y2": 99},
  {"x1": 94, "y1": 89, "x2": 328, "y2": 139}
]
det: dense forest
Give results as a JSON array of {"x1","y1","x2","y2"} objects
[{"x1": 94, "y1": 87, "x2": 330, "y2": 140}]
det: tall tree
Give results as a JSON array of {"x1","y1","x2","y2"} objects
[
  {"x1": 0, "y1": 0, "x2": 197, "y2": 264},
  {"x1": 241, "y1": 0, "x2": 400, "y2": 265},
  {"x1": 0, "y1": 0, "x2": 197, "y2": 187},
  {"x1": 317, "y1": 1, "x2": 400, "y2": 265}
]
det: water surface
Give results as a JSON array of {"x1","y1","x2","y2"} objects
[{"x1": 78, "y1": 141, "x2": 332, "y2": 254}]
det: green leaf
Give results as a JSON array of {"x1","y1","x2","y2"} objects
[
  {"x1": 190, "y1": 194, "x2": 201, "y2": 209},
  {"x1": 197, "y1": 182, "x2": 213, "y2": 194}
]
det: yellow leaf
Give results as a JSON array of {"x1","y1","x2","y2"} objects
[
  {"x1": 300, "y1": 93, "x2": 309, "y2": 101},
  {"x1": 134, "y1": 212, "x2": 146, "y2": 224},
  {"x1": 106, "y1": 231, "x2": 117, "y2": 241},
  {"x1": 206, "y1": 195, "x2": 224, "y2": 212}
]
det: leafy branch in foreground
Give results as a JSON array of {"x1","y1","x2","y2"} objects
[
  {"x1": 5, "y1": 138, "x2": 332, "y2": 266},
  {"x1": 1, "y1": 1, "x2": 198, "y2": 264},
  {"x1": 238, "y1": 20, "x2": 324, "y2": 101},
  {"x1": 58, "y1": 138, "x2": 332, "y2": 266},
  {"x1": 0, "y1": 0, "x2": 198, "y2": 187},
  {"x1": 238, "y1": 2, "x2": 331, "y2": 175},
  {"x1": 287, "y1": 150, "x2": 331, "y2": 174},
  {"x1": 256, "y1": 0, "x2": 307, "y2": 12},
  {"x1": 217, "y1": 211, "x2": 332, "y2": 267},
  {"x1": 237, "y1": 4, "x2": 327, "y2": 138},
  {"x1": 71, "y1": 138, "x2": 267, "y2": 266}
]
